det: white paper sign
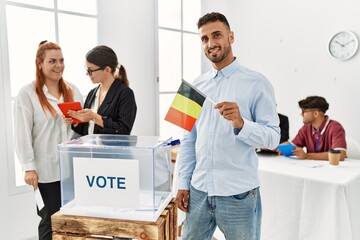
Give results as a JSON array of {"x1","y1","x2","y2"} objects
[
  {"x1": 73, "y1": 157, "x2": 139, "y2": 209},
  {"x1": 34, "y1": 188, "x2": 44, "y2": 211}
]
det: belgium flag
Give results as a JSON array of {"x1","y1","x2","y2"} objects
[{"x1": 165, "y1": 80, "x2": 206, "y2": 131}]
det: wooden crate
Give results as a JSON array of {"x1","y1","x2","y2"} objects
[{"x1": 52, "y1": 199, "x2": 177, "y2": 240}]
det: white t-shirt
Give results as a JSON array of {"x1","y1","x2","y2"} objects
[{"x1": 87, "y1": 86, "x2": 101, "y2": 135}]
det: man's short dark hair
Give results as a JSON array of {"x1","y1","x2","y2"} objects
[
  {"x1": 197, "y1": 12, "x2": 231, "y2": 30},
  {"x1": 298, "y1": 96, "x2": 329, "y2": 113}
]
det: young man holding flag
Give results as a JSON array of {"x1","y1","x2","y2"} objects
[{"x1": 175, "y1": 12, "x2": 280, "y2": 240}]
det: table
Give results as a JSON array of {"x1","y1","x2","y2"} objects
[
  {"x1": 258, "y1": 154, "x2": 360, "y2": 240},
  {"x1": 52, "y1": 198, "x2": 177, "y2": 240}
]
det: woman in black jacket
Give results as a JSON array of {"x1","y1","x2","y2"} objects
[{"x1": 69, "y1": 45, "x2": 137, "y2": 135}]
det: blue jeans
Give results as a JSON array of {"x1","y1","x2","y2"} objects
[{"x1": 182, "y1": 185, "x2": 261, "y2": 240}]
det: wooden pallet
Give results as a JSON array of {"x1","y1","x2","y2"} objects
[{"x1": 52, "y1": 199, "x2": 177, "y2": 240}]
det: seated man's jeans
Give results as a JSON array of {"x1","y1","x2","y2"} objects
[{"x1": 182, "y1": 185, "x2": 261, "y2": 240}]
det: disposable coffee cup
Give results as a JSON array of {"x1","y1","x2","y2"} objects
[{"x1": 328, "y1": 149, "x2": 341, "y2": 166}]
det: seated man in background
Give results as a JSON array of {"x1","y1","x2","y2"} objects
[{"x1": 283, "y1": 96, "x2": 346, "y2": 160}]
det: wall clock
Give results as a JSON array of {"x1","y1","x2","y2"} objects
[{"x1": 328, "y1": 31, "x2": 359, "y2": 61}]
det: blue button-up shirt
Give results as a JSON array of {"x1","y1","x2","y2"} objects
[{"x1": 178, "y1": 59, "x2": 280, "y2": 196}]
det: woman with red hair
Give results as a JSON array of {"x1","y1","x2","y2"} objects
[{"x1": 14, "y1": 41, "x2": 83, "y2": 240}]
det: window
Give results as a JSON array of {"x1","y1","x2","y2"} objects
[
  {"x1": 157, "y1": 0, "x2": 201, "y2": 140},
  {"x1": 1, "y1": 0, "x2": 98, "y2": 194}
]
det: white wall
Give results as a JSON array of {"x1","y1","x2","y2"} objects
[
  {"x1": 204, "y1": 0, "x2": 360, "y2": 144},
  {"x1": 98, "y1": 0, "x2": 157, "y2": 136}
]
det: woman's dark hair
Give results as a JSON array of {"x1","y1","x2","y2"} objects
[
  {"x1": 197, "y1": 12, "x2": 231, "y2": 30},
  {"x1": 86, "y1": 45, "x2": 129, "y2": 86}
]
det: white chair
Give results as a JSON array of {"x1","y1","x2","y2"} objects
[{"x1": 346, "y1": 138, "x2": 360, "y2": 159}]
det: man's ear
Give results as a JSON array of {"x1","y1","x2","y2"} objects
[
  {"x1": 229, "y1": 31, "x2": 234, "y2": 44},
  {"x1": 314, "y1": 110, "x2": 321, "y2": 118}
]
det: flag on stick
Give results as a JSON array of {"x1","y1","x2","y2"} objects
[{"x1": 165, "y1": 80, "x2": 206, "y2": 131}]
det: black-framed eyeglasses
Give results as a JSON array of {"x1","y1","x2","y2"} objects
[
  {"x1": 301, "y1": 108, "x2": 318, "y2": 115},
  {"x1": 85, "y1": 66, "x2": 104, "y2": 75}
]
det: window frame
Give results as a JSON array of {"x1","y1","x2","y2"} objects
[
  {"x1": 1, "y1": 0, "x2": 98, "y2": 195},
  {"x1": 156, "y1": 0, "x2": 201, "y2": 138}
]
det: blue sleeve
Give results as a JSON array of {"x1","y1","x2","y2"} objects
[
  {"x1": 178, "y1": 127, "x2": 197, "y2": 190},
  {"x1": 235, "y1": 78, "x2": 280, "y2": 150}
]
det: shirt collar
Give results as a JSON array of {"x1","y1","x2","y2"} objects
[
  {"x1": 42, "y1": 84, "x2": 63, "y2": 102},
  {"x1": 42, "y1": 84, "x2": 49, "y2": 94},
  {"x1": 210, "y1": 57, "x2": 240, "y2": 79},
  {"x1": 312, "y1": 115, "x2": 330, "y2": 135}
]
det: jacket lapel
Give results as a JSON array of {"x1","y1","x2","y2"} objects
[
  {"x1": 97, "y1": 80, "x2": 120, "y2": 114},
  {"x1": 86, "y1": 85, "x2": 100, "y2": 109}
]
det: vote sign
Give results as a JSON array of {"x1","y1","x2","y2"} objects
[{"x1": 73, "y1": 157, "x2": 139, "y2": 209}]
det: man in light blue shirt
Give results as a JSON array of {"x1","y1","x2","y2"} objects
[{"x1": 176, "y1": 12, "x2": 280, "y2": 240}]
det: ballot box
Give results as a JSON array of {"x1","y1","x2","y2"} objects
[{"x1": 57, "y1": 134, "x2": 173, "y2": 222}]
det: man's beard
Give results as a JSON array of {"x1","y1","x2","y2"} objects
[{"x1": 206, "y1": 44, "x2": 231, "y2": 64}]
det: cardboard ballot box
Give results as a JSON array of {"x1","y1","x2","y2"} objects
[{"x1": 57, "y1": 134, "x2": 173, "y2": 222}]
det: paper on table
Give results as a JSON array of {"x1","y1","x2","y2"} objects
[
  {"x1": 283, "y1": 156, "x2": 325, "y2": 168},
  {"x1": 35, "y1": 188, "x2": 44, "y2": 211}
]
